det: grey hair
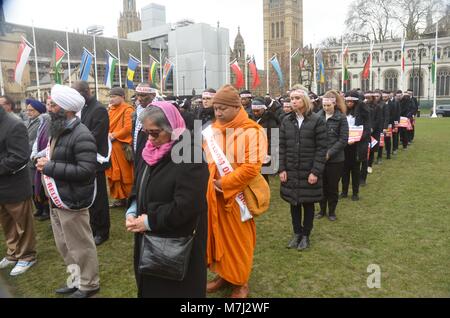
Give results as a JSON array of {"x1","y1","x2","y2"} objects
[{"x1": 139, "y1": 106, "x2": 172, "y2": 134}]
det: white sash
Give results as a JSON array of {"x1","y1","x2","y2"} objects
[
  {"x1": 43, "y1": 141, "x2": 97, "y2": 210},
  {"x1": 97, "y1": 138, "x2": 112, "y2": 164},
  {"x1": 202, "y1": 125, "x2": 253, "y2": 223}
]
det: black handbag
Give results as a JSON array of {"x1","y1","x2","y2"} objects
[{"x1": 138, "y1": 228, "x2": 196, "y2": 281}]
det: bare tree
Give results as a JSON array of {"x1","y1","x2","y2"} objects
[
  {"x1": 392, "y1": 0, "x2": 445, "y2": 40},
  {"x1": 345, "y1": 0, "x2": 396, "y2": 43}
]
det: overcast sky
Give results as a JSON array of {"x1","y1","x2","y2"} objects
[{"x1": 4, "y1": 0, "x2": 352, "y2": 68}]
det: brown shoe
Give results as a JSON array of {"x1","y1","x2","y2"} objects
[
  {"x1": 230, "y1": 284, "x2": 249, "y2": 298},
  {"x1": 206, "y1": 276, "x2": 228, "y2": 293}
]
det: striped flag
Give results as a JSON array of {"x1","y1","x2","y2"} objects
[
  {"x1": 230, "y1": 60, "x2": 244, "y2": 89},
  {"x1": 53, "y1": 42, "x2": 67, "y2": 84},
  {"x1": 270, "y1": 55, "x2": 284, "y2": 88},
  {"x1": 162, "y1": 58, "x2": 174, "y2": 87},
  {"x1": 104, "y1": 50, "x2": 118, "y2": 89},
  {"x1": 79, "y1": 48, "x2": 93, "y2": 81},
  {"x1": 362, "y1": 54, "x2": 371, "y2": 79},
  {"x1": 127, "y1": 54, "x2": 140, "y2": 89},
  {"x1": 14, "y1": 37, "x2": 33, "y2": 84},
  {"x1": 401, "y1": 35, "x2": 406, "y2": 73},
  {"x1": 149, "y1": 56, "x2": 159, "y2": 86},
  {"x1": 343, "y1": 45, "x2": 350, "y2": 83}
]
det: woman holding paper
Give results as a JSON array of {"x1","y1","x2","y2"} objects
[
  {"x1": 316, "y1": 91, "x2": 349, "y2": 221},
  {"x1": 279, "y1": 87, "x2": 327, "y2": 251},
  {"x1": 341, "y1": 91, "x2": 371, "y2": 201}
]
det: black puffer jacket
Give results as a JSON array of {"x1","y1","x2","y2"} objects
[
  {"x1": 0, "y1": 107, "x2": 32, "y2": 204},
  {"x1": 318, "y1": 110, "x2": 349, "y2": 163},
  {"x1": 43, "y1": 118, "x2": 97, "y2": 210},
  {"x1": 279, "y1": 111, "x2": 327, "y2": 204}
]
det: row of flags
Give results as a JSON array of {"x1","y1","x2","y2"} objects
[
  {"x1": 14, "y1": 38, "x2": 175, "y2": 90},
  {"x1": 230, "y1": 56, "x2": 261, "y2": 90}
]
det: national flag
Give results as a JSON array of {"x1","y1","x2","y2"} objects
[
  {"x1": 104, "y1": 50, "x2": 118, "y2": 89},
  {"x1": 362, "y1": 54, "x2": 371, "y2": 80},
  {"x1": 248, "y1": 56, "x2": 261, "y2": 89},
  {"x1": 79, "y1": 48, "x2": 93, "y2": 81},
  {"x1": 270, "y1": 55, "x2": 284, "y2": 88},
  {"x1": 162, "y1": 58, "x2": 174, "y2": 87},
  {"x1": 14, "y1": 37, "x2": 33, "y2": 84},
  {"x1": 149, "y1": 56, "x2": 159, "y2": 85},
  {"x1": 316, "y1": 49, "x2": 325, "y2": 84},
  {"x1": 401, "y1": 35, "x2": 406, "y2": 73},
  {"x1": 230, "y1": 60, "x2": 244, "y2": 89},
  {"x1": 127, "y1": 54, "x2": 140, "y2": 89},
  {"x1": 53, "y1": 42, "x2": 67, "y2": 84},
  {"x1": 343, "y1": 45, "x2": 350, "y2": 83}
]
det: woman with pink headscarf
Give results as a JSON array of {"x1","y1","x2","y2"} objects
[{"x1": 125, "y1": 101, "x2": 209, "y2": 298}]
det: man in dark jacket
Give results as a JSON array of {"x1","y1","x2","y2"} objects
[
  {"x1": 240, "y1": 90, "x2": 255, "y2": 119},
  {"x1": 73, "y1": 81, "x2": 111, "y2": 246},
  {"x1": 399, "y1": 91, "x2": 414, "y2": 150},
  {"x1": 36, "y1": 84, "x2": 99, "y2": 298},
  {"x1": 0, "y1": 100, "x2": 37, "y2": 277}
]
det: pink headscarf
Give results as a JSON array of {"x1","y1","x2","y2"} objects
[{"x1": 141, "y1": 101, "x2": 186, "y2": 166}]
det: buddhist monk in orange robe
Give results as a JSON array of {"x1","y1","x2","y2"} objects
[
  {"x1": 203, "y1": 85, "x2": 267, "y2": 298},
  {"x1": 105, "y1": 88, "x2": 134, "y2": 206}
]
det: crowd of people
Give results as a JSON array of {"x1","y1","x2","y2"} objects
[{"x1": 0, "y1": 81, "x2": 418, "y2": 298}]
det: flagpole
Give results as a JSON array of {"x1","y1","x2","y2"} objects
[
  {"x1": 66, "y1": 29, "x2": 71, "y2": 86},
  {"x1": 140, "y1": 40, "x2": 144, "y2": 83},
  {"x1": 244, "y1": 49, "x2": 248, "y2": 90},
  {"x1": 313, "y1": 48, "x2": 317, "y2": 94},
  {"x1": 117, "y1": 38, "x2": 122, "y2": 88},
  {"x1": 0, "y1": 59, "x2": 4, "y2": 95},
  {"x1": 159, "y1": 44, "x2": 163, "y2": 95},
  {"x1": 175, "y1": 48, "x2": 179, "y2": 96},
  {"x1": 266, "y1": 40, "x2": 269, "y2": 95},
  {"x1": 341, "y1": 37, "x2": 344, "y2": 92},
  {"x1": 289, "y1": 37, "x2": 292, "y2": 89},
  {"x1": 369, "y1": 39, "x2": 373, "y2": 91},
  {"x1": 31, "y1": 21, "x2": 41, "y2": 100},
  {"x1": 203, "y1": 48, "x2": 207, "y2": 90},
  {"x1": 400, "y1": 31, "x2": 405, "y2": 91},
  {"x1": 93, "y1": 34, "x2": 99, "y2": 97},
  {"x1": 431, "y1": 21, "x2": 438, "y2": 118}
]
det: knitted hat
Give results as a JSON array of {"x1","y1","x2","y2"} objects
[{"x1": 212, "y1": 85, "x2": 242, "y2": 108}]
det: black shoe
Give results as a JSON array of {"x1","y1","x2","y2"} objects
[
  {"x1": 33, "y1": 210, "x2": 43, "y2": 217},
  {"x1": 339, "y1": 193, "x2": 348, "y2": 199},
  {"x1": 55, "y1": 286, "x2": 78, "y2": 295},
  {"x1": 68, "y1": 288, "x2": 100, "y2": 298},
  {"x1": 297, "y1": 236, "x2": 310, "y2": 251},
  {"x1": 328, "y1": 215, "x2": 337, "y2": 222},
  {"x1": 94, "y1": 236, "x2": 109, "y2": 246},
  {"x1": 287, "y1": 234, "x2": 302, "y2": 249},
  {"x1": 315, "y1": 212, "x2": 326, "y2": 219},
  {"x1": 37, "y1": 213, "x2": 50, "y2": 221},
  {"x1": 352, "y1": 194, "x2": 360, "y2": 201}
]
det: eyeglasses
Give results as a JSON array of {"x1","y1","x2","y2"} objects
[{"x1": 143, "y1": 129, "x2": 163, "y2": 138}]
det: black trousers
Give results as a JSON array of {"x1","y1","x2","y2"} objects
[
  {"x1": 368, "y1": 133, "x2": 380, "y2": 167},
  {"x1": 343, "y1": 144, "x2": 361, "y2": 195},
  {"x1": 399, "y1": 127, "x2": 409, "y2": 149},
  {"x1": 393, "y1": 132, "x2": 399, "y2": 151},
  {"x1": 320, "y1": 162, "x2": 344, "y2": 216},
  {"x1": 290, "y1": 203, "x2": 315, "y2": 237},
  {"x1": 360, "y1": 159, "x2": 368, "y2": 182},
  {"x1": 89, "y1": 171, "x2": 110, "y2": 238},
  {"x1": 380, "y1": 136, "x2": 392, "y2": 159}
]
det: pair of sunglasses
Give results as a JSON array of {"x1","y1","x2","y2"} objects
[{"x1": 143, "y1": 129, "x2": 163, "y2": 138}]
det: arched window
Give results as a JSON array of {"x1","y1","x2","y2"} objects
[
  {"x1": 373, "y1": 52, "x2": 380, "y2": 63},
  {"x1": 350, "y1": 53, "x2": 358, "y2": 64},
  {"x1": 384, "y1": 51, "x2": 392, "y2": 62},
  {"x1": 361, "y1": 72, "x2": 375, "y2": 92},
  {"x1": 408, "y1": 49, "x2": 416, "y2": 60},
  {"x1": 384, "y1": 69, "x2": 399, "y2": 92},
  {"x1": 7, "y1": 69, "x2": 15, "y2": 82},
  {"x1": 444, "y1": 47, "x2": 450, "y2": 59},
  {"x1": 394, "y1": 50, "x2": 402, "y2": 62},
  {"x1": 431, "y1": 47, "x2": 442, "y2": 59},
  {"x1": 271, "y1": 23, "x2": 275, "y2": 39},
  {"x1": 280, "y1": 22, "x2": 284, "y2": 38},
  {"x1": 409, "y1": 69, "x2": 424, "y2": 97},
  {"x1": 436, "y1": 67, "x2": 450, "y2": 97},
  {"x1": 363, "y1": 52, "x2": 369, "y2": 62},
  {"x1": 331, "y1": 55, "x2": 338, "y2": 66}
]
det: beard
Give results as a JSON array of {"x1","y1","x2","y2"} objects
[{"x1": 49, "y1": 109, "x2": 67, "y2": 138}]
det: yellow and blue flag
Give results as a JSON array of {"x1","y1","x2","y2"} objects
[{"x1": 127, "y1": 55, "x2": 140, "y2": 89}]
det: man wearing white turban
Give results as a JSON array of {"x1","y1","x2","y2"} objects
[{"x1": 36, "y1": 84, "x2": 100, "y2": 298}]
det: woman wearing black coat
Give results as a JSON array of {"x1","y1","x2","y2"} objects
[
  {"x1": 279, "y1": 89, "x2": 327, "y2": 251},
  {"x1": 126, "y1": 101, "x2": 209, "y2": 298},
  {"x1": 341, "y1": 91, "x2": 371, "y2": 201},
  {"x1": 316, "y1": 91, "x2": 349, "y2": 221}
]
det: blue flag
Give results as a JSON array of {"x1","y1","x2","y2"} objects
[
  {"x1": 79, "y1": 48, "x2": 93, "y2": 81},
  {"x1": 316, "y1": 49, "x2": 325, "y2": 84},
  {"x1": 127, "y1": 55, "x2": 140, "y2": 89},
  {"x1": 270, "y1": 56, "x2": 284, "y2": 88}
]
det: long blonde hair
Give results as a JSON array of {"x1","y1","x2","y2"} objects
[
  {"x1": 323, "y1": 90, "x2": 347, "y2": 114},
  {"x1": 289, "y1": 86, "x2": 313, "y2": 116}
]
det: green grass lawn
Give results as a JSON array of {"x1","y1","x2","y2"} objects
[{"x1": 1, "y1": 117, "x2": 450, "y2": 298}]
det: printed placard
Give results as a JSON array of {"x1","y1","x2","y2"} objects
[{"x1": 348, "y1": 125, "x2": 364, "y2": 144}]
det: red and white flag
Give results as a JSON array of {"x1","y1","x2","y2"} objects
[
  {"x1": 15, "y1": 38, "x2": 33, "y2": 84},
  {"x1": 230, "y1": 60, "x2": 244, "y2": 89}
]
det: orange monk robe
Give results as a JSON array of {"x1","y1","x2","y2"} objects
[
  {"x1": 204, "y1": 107, "x2": 268, "y2": 286},
  {"x1": 106, "y1": 102, "x2": 135, "y2": 199}
]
